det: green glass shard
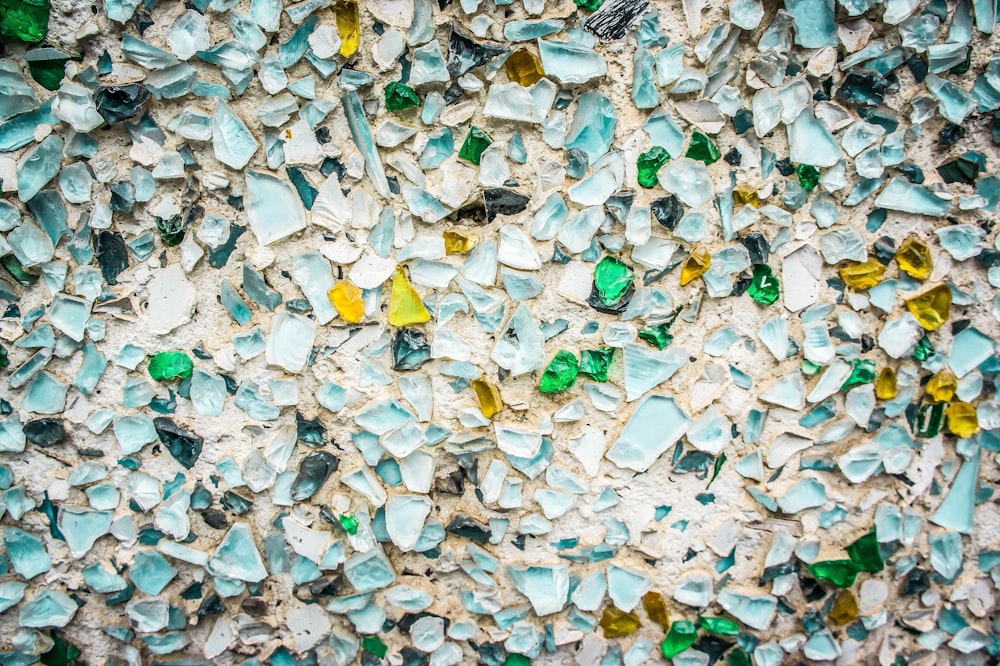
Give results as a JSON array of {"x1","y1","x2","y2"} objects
[
  {"x1": 580, "y1": 347, "x2": 614, "y2": 382},
  {"x1": 539, "y1": 350, "x2": 579, "y2": 393},
  {"x1": 385, "y1": 81, "x2": 421, "y2": 112},
  {"x1": 458, "y1": 126, "x2": 492, "y2": 165},
  {"x1": 0, "y1": 0, "x2": 50, "y2": 43},
  {"x1": 637, "y1": 146, "x2": 670, "y2": 188},
  {"x1": 846, "y1": 530, "x2": 884, "y2": 573},
  {"x1": 686, "y1": 129, "x2": 720, "y2": 164},
  {"x1": 748, "y1": 264, "x2": 781, "y2": 305},
  {"x1": 661, "y1": 620, "x2": 698, "y2": 658},
  {"x1": 796, "y1": 163, "x2": 821, "y2": 191},
  {"x1": 808, "y1": 559, "x2": 859, "y2": 588},
  {"x1": 148, "y1": 351, "x2": 194, "y2": 382},
  {"x1": 593, "y1": 256, "x2": 634, "y2": 307}
]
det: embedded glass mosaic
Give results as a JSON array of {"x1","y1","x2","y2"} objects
[{"x1": 0, "y1": 0, "x2": 999, "y2": 662}]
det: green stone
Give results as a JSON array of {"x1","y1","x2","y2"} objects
[
  {"x1": 808, "y1": 559, "x2": 859, "y2": 588},
  {"x1": 912, "y1": 335, "x2": 935, "y2": 361},
  {"x1": 539, "y1": 350, "x2": 579, "y2": 393},
  {"x1": 362, "y1": 635, "x2": 387, "y2": 658},
  {"x1": 339, "y1": 513, "x2": 358, "y2": 535},
  {"x1": 747, "y1": 264, "x2": 780, "y2": 306},
  {"x1": 661, "y1": 620, "x2": 698, "y2": 659},
  {"x1": 0, "y1": 0, "x2": 50, "y2": 43},
  {"x1": 686, "y1": 129, "x2": 720, "y2": 164},
  {"x1": 802, "y1": 359, "x2": 823, "y2": 376},
  {"x1": 637, "y1": 146, "x2": 670, "y2": 188},
  {"x1": 0, "y1": 345, "x2": 7, "y2": 369},
  {"x1": 384, "y1": 81, "x2": 421, "y2": 112},
  {"x1": 593, "y1": 256, "x2": 634, "y2": 307},
  {"x1": 916, "y1": 402, "x2": 944, "y2": 438},
  {"x1": 148, "y1": 352, "x2": 194, "y2": 382},
  {"x1": 639, "y1": 323, "x2": 674, "y2": 350},
  {"x1": 846, "y1": 530, "x2": 884, "y2": 573},
  {"x1": 796, "y1": 164, "x2": 821, "y2": 191},
  {"x1": 580, "y1": 348, "x2": 614, "y2": 382},
  {"x1": 574, "y1": 0, "x2": 604, "y2": 10},
  {"x1": 699, "y1": 616, "x2": 740, "y2": 636},
  {"x1": 840, "y1": 359, "x2": 876, "y2": 391},
  {"x1": 458, "y1": 126, "x2": 492, "y2": 166}
]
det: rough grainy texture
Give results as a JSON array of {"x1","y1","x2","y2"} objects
[{"x1": 1, "y1": 0, "x2": 1000, "y2": 663}]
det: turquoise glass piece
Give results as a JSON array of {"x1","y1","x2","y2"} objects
[
  {"x1": 19, "y1": 589, "x2": 78, "y2": 628},
  {"x1": 565, "y1": 91, "x2": 617, "y2": 165},
  {"x1": 17, "y1": 135, "x2": 63, "y2": 202},
  {"x1": 343, "y1": 91, "x2": 390, "y2": 197},
  {"x1": 208, "y1": 523, "x2": 268, "y2": 582},
  {"x1": 538, "y1": 38, "x2": 607, "y2": 85},
  {"x1": 4, "y1": 528, "x2": 51, "y2": 579}
]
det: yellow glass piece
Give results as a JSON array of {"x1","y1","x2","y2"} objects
[
  {"x1": 472, "y1": 378, "x2": 503, "y2": 419},
  {"x1": 946, "y1": 401, "x2": 980, "y2": 439},
  {"x1": 336, "y1": 0, "x2": 361, "y2": 57},
  {"x1": 680, "y1": 248, "x2": 711, "y2": 286},
  {"x1": 875, "y1": 367, "x2": 898, "y2": 400},
  {"x1": 599, "y1": 606, "x2": 641, "y2": 638},
  {"x1": 642, "y1": 591, "x2": 670, "y2": 628},
  {"x1": 897, "y1": 236, "x2": 933, "y2": 280},
  {"x1": 905, "y1": 284, "x2": 952, "y2": 331},
  {"x1": 505, "y1": 48, "x2": 545, "y2": 86},
  {"x1": 732, "y1": 183, "x2": 760, "y2": 208},
  {"x1": 926, "y1": 369, "x2": 958, "y2": 403},
  {"x1": 388, "y1": 268, "x2": 431, "y2": 327},
  {"x1": 330, "y1": 281, "x2": 365, "y2": 323},
  {"x1": 443, "y1": 228, "x2": 479, "y2": 255},
  {"x1": 839, "y1": 259, "x2": 886, "y2": 290},
  {"x1": 830, "y1": 590, "x2": 858, "y2": 625}
]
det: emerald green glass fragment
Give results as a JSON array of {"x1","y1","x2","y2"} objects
[
  {"x1": 748, "y1": 264, "x2": 780, "y2": 305},
  {"x1": 148, "y1": 351, "x2": 194, "y2": 382},
  {"x1": 458, "y1": 126, "x2": 492, "y2": 165},
  {"x1": 637, "y1": 146, "x2": 670, "y2": 188},
  {"x1": 539, "y1": 350, "x2": 579, "y2": 393}
]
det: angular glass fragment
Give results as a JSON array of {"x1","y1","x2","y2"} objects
[
  {"x1": 389, "y1": 269, "x2": 431, "y2": 327},
  {"x1": 538, "y1": 38, "x2": 608, "y2": 85},
  {"x1": 905, "y1": 284, "x2": 951, "y2": 331},
  {"x1": 458, "y1": 126, "x2": 492, "y2": 165},
  {"x1": 540, "y1": 350, "x2": 580, "y2": 393},
  {"x1": 212, "y1": 100, "x2": 258, "y2": 169}
]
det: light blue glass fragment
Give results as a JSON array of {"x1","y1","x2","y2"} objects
[
  {"x1": 19, "y1": 589, "x2": 77, "y2": 628},
  {"x1": 539, "y1": 38, "x2": 608, "y2": 85},
  {"x1": 606, "y1": 394, "x2": 690, "y2": 472},
  {"x1": 785, "y1": 0, "x2": 837, "y2": 46},
  {"x1": 343, "y1": 92, "x2": 390, "y2": 197},
  {"x1": 565, "y1": 91, "x2": 617, "y2": 165},
  {"x1": 344, "y1": 547, "x2": 396, "y2": 592},
  {"x1": 503, "y1": 19, "x2": 564, "y2": 41},
  {"x1": 873, "y1": 177, "x2": 951, "y2": 216},
  {"x1": 17, "y1": 135, "x2": 64, "y2": 202},
  {"x1": 4, "y1": 528, "x2": 51, "y2": 580},
  {"x1": 509, "y1": 564, "x2": 569, "y2": 616}
]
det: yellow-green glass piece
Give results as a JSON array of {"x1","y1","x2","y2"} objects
[
  {"x1": 875, "y1": 367, "x2": 898, "y2": 400},
  {"x1": 472, "y1": 378, "x2": 503, "y2": 419},
  {"x1": 599, "y1": 606, "x2": 641, "y2": 638},
  {"x1": 946, "y1": 401, "x2": 980, "y2": 438},
  {"x1": 388, "y1": 269, "x2": 430, "y2": 327},
  {"x1": 839, "y1": 258, "x2": 886, "y2": 290},
  {"x1": 505, "y1": 48, "x2": 545, "y2": 86},
  {"x1": 926, "y1": 368, "x2": 958, "y2": 402},
  {"x1": 443, "y1": 228, "x2": 479, "y2": 255},
  {"x1": 336, "y1": 0, "x2": 360, "y2": 57},
  {"x1": 905, "y1": 284, "x2": 951, "y2": 331},
  {"x1": 680, "y1": 248, "x2": 711, "y2": 286},
  {"x1": 897, "y1": 236, "x2": 933, "y2": 280}
]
